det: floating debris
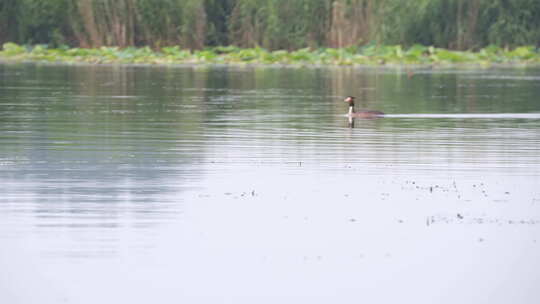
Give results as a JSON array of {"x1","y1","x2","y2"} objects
[{"x1": 426, "y1": 214, "x2": 540, "y2": 226}]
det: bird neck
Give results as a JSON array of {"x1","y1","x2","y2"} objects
[{"x1": 348, "y1": 105, "x2": 354, "y2": 115}]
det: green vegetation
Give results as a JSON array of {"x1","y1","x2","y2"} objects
[
  {"x1": 2, "y1": 0, "x2": 540, "y2": 66},
  {"x1": 2, "y1": 42, "x2": 540, "y2": 66},
  {"x1": 1, "y1": 0, "x2": 540, "y2": 51}
]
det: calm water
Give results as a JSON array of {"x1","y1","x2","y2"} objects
[{"x1": 1, "y1": 63, "x2": 540, "y2": 304}]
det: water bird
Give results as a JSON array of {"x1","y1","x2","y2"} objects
[{"x1": 344, "y1": 96, "x2": 384, "y2": 118}]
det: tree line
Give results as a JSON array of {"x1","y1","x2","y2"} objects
[{"x1": 1, "y1": 0, "x2": 539, "y2": 50}]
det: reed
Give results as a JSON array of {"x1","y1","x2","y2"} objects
[{"x1": 1, "y1": 0, "x2": 540, "y2": 50}]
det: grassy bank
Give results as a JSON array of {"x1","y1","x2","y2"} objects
[{"x1": 2, "y1": 43, "x2": 540, "y2": 66}]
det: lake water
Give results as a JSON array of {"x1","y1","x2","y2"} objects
[{"x1": 1, "y1": 63, "x2": 540, "y2": 304}]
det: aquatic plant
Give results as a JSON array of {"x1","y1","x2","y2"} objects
[{"x1": 2, "y1": 42, "x2": 540, "y2": 66}]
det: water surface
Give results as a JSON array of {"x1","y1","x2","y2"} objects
[{"x1": 1, "y1": 64, "x2": 540, "y2": 304}]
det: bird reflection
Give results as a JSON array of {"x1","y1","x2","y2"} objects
[{"x1": 348, "y1": 116, "x2": 355, "y2": 128}]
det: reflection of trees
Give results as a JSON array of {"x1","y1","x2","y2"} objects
[
  {"x1": 327, "y1": 67, "x2": 379, "y2": 115},
  {"x1": 3, "y1": 64, "x2": 540, "y2": 211},
  {"x1": 0, "y1": 64, "x2": 211, "y2": 228},
  {"x1": 326, "y1": 67, "x2": 540, "y2": 118},
  {"x1": 319, "y1": 67, "x2": 540, "y2": 169}
]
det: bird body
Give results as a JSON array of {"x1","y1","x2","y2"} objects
[{"x1": 344, "y1": 96, "x2": 384, "y2": 118}]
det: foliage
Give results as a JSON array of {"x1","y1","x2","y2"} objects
[
  {"x1": 1, "y1": 0, "x2": 540, "y2": 50},
  {"x1": 2, "y1": 42, "x2": 540, "y2": 66}
]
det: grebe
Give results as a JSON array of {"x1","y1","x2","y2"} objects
[{"x1": 344, "y1": 96, "x2": 384, "y2": 118}]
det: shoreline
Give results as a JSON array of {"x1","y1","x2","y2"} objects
[{"x1": 1, "y1": 43, "x2": 540, "y2": 68}]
